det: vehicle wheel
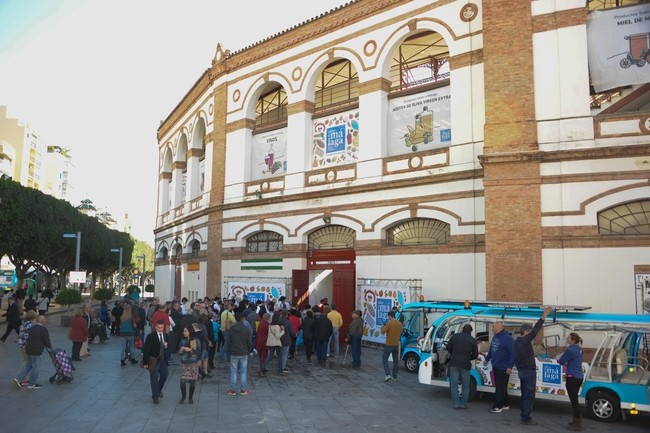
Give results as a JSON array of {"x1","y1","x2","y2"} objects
[
  {"x1": 56, "y1": 377, "x2": 61, "y2": 385},
  {"x1": 636, "y1": 59, "x2": 646, "y2": 67},
  {"x1": 588, "y1": 391, "x2": 621, "y2": 423},
  {"x1": 404, "y1": 353, "x2": 420, "y2": 374},
  {"x1": 467, "y1": 376, "x2": 478, "y2": 402},
  {"x1": 620, "y1": 57, "x2": 631, "y2": 69},
  {"x1": 411, "y1": 145, "x2": 418, "y2": 152},
  {"x1": 49, "y1": 376, "x2": 55, "y2": 383}
]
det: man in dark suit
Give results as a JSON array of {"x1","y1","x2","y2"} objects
[
  {"x1": 1, "y1": 296, "x2": 21, "y2": 341},
  {"x1": 142, "y1": 319, "x2": 169, "y2": 404}
]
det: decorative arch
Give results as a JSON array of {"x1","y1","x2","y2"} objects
[
  {"x1": 242, "y1": 75, "x2": 294, "y2": 120},
  {"x1": 176, "y1": 133, "x2": 188, "y2": 163},
  {"x1": 304, "y1": 51, "x2": 365, "y2": 104},
  {"x1": 376, "y1": 21, "x2": 456, "y2": 80},
  {"x1": 161, "y1": 145, "x2": 173, "y2": 172},
  {"x1": 308, "y1": 224, "x2": 356, "y2": 250},
  {"x1": 190, "y1": 115, "x2": 207, "y2": 151},
  {"x1": 232, "y1": 221, "x2": 291, "y2": 243},
  {"x1": 246, "y1": 230, "x2": 284, "y2": 253},
  {"x1": 371, "y1": 206, "x2": 463, "y2": 232},
  {"x1": 169, "y1": 237, "x2": 184, "y2": 254},
  {"x1": 386, "y1": 217, "x2": 451, "y2": 246},
  {"x1": 183, "y1": 231, "x2": 204, "y2": 248},
  {"x1": 599, "y1": 199, "x2": 650, "y2": 235}
]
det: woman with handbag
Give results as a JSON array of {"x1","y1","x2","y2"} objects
[{"x1": 179, "y1": 326, "x2": 202, "y2": 404}]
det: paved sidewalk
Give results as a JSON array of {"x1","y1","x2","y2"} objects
[{"x1": 0, "y1": 319, "x2": 648, "y2": 433}]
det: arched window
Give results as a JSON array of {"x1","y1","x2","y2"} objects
[
  {"x1": 315, "y1": 60, "x2": 359, "y2": 113},
  {"x1": 387, "y1": 218, "x2": 451, "y2": 246},
  {"x1": 160, "y1": 247, "x2": 168, "y2": 261},
  {"x1": 190, "y1": 240, "x2": 201, "y2": 258},
  {"x1": 308, "y1": 225, "x2": 356, "y2": 250},
  {"x1": 598, "y1": 200, "x2": 650, "y2": 235},
  {"x1": 246, "y1": 231, "x2": 283, "y2": 253},
  {"x1": 389, "y1": 31, "x2": 449, "y2": 94},
  {"x1": 255, "y1": 83, "x2": 288, "y2": 130},
  {"x1": 173, "y1": 244, "x2": 183, "y2": 259}
]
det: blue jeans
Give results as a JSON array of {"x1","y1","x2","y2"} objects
[
  {"x1": 17, "y1": 354, "x2": 41, "y2": 385},
  {"x1": 229, "y1": 355, "x2": 248, "y2": 391},
  {"x1": 329, "y1": 327, "x2": 340, "y2": 356},
  {"x1": 261, "y1": 346, "x2": 281, "y2": 371},
  {"x1": 120, "y1": 336, "x2": 133, "y2": 361},
  {"x1": 382, "y1": 345, "x2": 399, "y2": 378},
  {"x1": 518, "y1": 368, "x2": 537, "y2": 422},
  {"x1": 449, "y1": 366, "x2": 471, "y2": 408},
  {"x1": 314, "y1": 340, "x2": 328, "y2": 361},
  {"x1": 150, "y1": 358, "x2": 168, "y2": 400},
  {"x1": 350, "y1": 335, "x2": 362, "y2": 367},
  {"x1": 279, "y1": 346, "x2": 290, "y2": 371},
  {"x1": 219, "y1": 330, "x2": 230, "y2": 360}
]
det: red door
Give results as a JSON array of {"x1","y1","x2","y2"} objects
[
  {"x1": 292, "y1": 269, "x2": 309, "y2": 308},
  {"x1": 333, "y1": 269, "x2": 355, "y2": 345}
]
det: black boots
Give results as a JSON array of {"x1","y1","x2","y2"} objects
[
  {"x1": 189, "y1": 382, "x2": 195, "y2": 404},
  {"x1": 566, "y1": 418, "x2": 582, "y2": 431},
  {"x1": 179, "y1": 382, "x2": 186, "y2": 404}
]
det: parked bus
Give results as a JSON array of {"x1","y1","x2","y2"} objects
[
  {"x1": 397, "y1": 300, "x2": 542, "y2": 373},
  {"x1": 0, "y1": 269, "x2": 17, "y2": 293},
  {"x1": 416, "y1": 304, "x2": 650, "y2": 422}
]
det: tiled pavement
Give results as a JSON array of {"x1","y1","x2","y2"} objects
[{"x1": 0, "y1": 312, "x2": 648, "y2": 433}]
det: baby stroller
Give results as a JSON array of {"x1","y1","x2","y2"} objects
[{"x1": 47, "y1": 347, "x2": 75, "y2": 384}]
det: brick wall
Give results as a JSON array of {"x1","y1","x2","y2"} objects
[
  {"x1": 206, "y1": 83, "x2": 227, "y2": 297},
  {"x1": 483, "y1": 1, "x2": 542, "y2": 302}
]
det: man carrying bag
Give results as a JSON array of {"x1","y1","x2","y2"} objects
[{"x1": 142, "y1": 320, "x2": 169, "y2": 404}]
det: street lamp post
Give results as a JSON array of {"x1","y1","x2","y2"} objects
[
  {"x1": 63, "y1": 231, "x2": 81, "y2": 290},
  {"x1": 110, "y1": 247, "x2": 123, "y2": 294},
  {"x1": 137, "y1": 254, "x2": 145, "y2": 294}
]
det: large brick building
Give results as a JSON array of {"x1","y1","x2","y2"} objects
[{"x1": 154, "y1": 0, "x2": 650, "y2": 323}]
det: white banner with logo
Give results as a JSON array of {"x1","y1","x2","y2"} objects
[
  {"x1": 388, "y1": 86, "x2": 451, "y2": 156},
  {"x1": 359, "y1": 285, "x2": 408, "y2": 344},
  {"x1": 587, "y1": 4, "x2": 650, "y2": 92},
  {"x1": 311, "y1": 109, "x2": 359, "y2": 169},
  {"x1": 251, "y1": 128, "x2": 287, "y2": 180},
  {"x1": 226, "y1": 281, "x2": 286, "y2": 304}
]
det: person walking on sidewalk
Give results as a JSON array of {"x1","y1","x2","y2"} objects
[
  {"x1": 346, "y1": 310, "x2": 363, "y2": 368},
  {"x1": 515, "y1": 306, "x2": 553, "y2": 426},
  {"x1": 484, "y1": 320, "x2": 515, "y2": 413},
  {"x1": 447, "y1": 323, "x2": 478, "y2": 409},
  {"x1": 13, "y1": 315, "x2": 51, "y2": 389},
  {"x1": 1, "y1": 296, "x2": 21, "y2": 341},
  {"x1": 142, "y1": 320, "x2": 170, "y2": 404},
  {"x1": 178, "y1": 326, "x2": 201, "y2": 404},
  {"x1": 380, "y1": 310, "x2": 403, "y2": 382},
  {"x1": 559, "y1": 332, "x2": 584, "y2": 431},
  {"x1": 226, "y1": 312, "x2": 252, "y2": 395}
]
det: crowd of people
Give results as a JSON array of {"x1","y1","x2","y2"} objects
[{"x1": 2, "y1": 289, "x2": 584, "y2": 430}]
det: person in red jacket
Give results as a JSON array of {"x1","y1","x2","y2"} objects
[{"x1": 69, "y1": 309, "x2": 89, "y2": 361}]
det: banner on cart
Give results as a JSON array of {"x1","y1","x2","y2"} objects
[{"x1": 359, "y1": 285, "x2": 408, "y2": 344}]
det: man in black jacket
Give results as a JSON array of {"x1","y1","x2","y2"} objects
[
  {"x1": 1, "y1": 296, "x2": 21, "y2": 341},
  {"x1": 312, "y1": 306, "x2": 333, "y2": 364},
  {"x1": 447, "y1": 324, "x2": 479, "y2": 409},
  {"x1": 515, "y1": 306, "x2": 552, "y2": 425},
  {"x1": 14, "y1": 315, "x2": 51, "y2": 388},
  {"x1": 142, "y1": 320, "x2": 170, "y2": 404}
]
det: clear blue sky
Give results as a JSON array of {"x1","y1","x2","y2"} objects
[{"x1": 0, "y1": 0, "x2": 348, "y2": 244}]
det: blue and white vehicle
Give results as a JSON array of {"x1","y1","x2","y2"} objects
[{"x1": 417, "y1": 304, "x2": 650, "y2": 423}]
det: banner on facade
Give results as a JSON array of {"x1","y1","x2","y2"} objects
[
  {"x1": 587, "y1": 4, "x2": 650, "y2": 92},
  {"x1": 388, "y1": 86, "x2": 451, "y2": 156},
  {"x1": 241, "y1": 258, "x2": 283, "y2": 270},
  {"x1": 252, "y1": 128, "x2": 287, "y2": 180},
  {"x1": 226, "y1": 281, "x2": 286, "y2": 303},
  {"x1": 311, "y1": 109, "x2": 359, "y2": 169},
  {"x1": 358, "y1": 285, "x2": 408, "y2": 344}
]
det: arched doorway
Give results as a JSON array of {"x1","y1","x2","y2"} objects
[{"x1": 294, "y1": 225, "x2": 356, "y2": 345}]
